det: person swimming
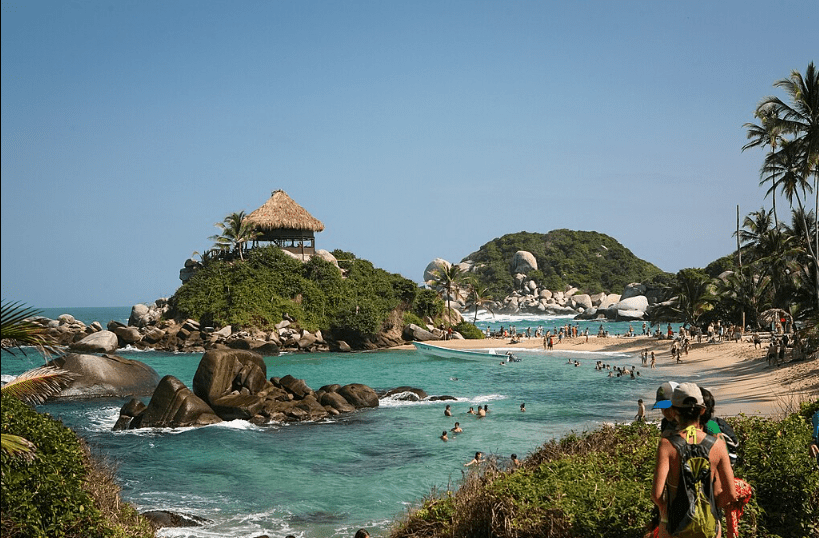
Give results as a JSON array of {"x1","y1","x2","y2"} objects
[
  {"x1": 451, "y1": 422, "x2": 463, "y2": 433},
  {"x1": 464, "y1": 451, "x2": 483, "y2": 466}
]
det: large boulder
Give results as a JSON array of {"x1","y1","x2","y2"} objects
[
  {"x1": 621, "y1": 283, "x2": 647, "y2": 300},
  {"x1": 313, "y1": 249, "x2": 340, "y2": 269},
  {"x1": 511, "y1": 251, "x2": 537, "y2": 274},
  {"x1": 128, "y1": 304, "x2": 150, "y2": 327},
  {"x1": 319, "y1": 391, "x2": 356, "y2": 413},
  {"x1": 277, "y1": 375, "x2": 314, "y2": 400},
  {"x1": 48, "y1": 353, "x2": 160, "y2": 399},
  {"x1": 69, "y1": 331, "x2": 119, "y2": 353},
  {"x1": 402, "y1": 323, "x2": 438, "y2": 341},
  {"x1": 137, "y1": 376, "x2": 222, "y2": 428},
  {"x1": 211, "y1": 393, "x2": 266, "y2": 420},
  {"x1": 597, "y1": 294, "x2": 621, "y2": 310},
  {"x1": 423, "y1": 258, "x2": 451, "y2": 284},
  {"x1": 571, "y1": 294, "x2": 593, "y2": 310},
  {"x1": 192, "y1": 350, "x2": 267, "y2": 407},
  {"x1": 114, "y1": 326, "x2": 142, "y2": 345},
  {"x1": 613, "y1": 295, "x2": 649, "y2": 313},
  {"x1": 337, "y1": 384, "x2": 379, "y2": 408}
]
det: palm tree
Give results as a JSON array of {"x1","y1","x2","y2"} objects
[
  {"x1": 649, "y1": 269, "x2": 718, "y2": 327},
  {"x1": 428, "y1": 264, "x2": 463, "y2": 326},
  {"x1": 752, "y1": 62, "x2": 819, "y2": 311},
  {"x1": 465, "y1": 284, "x2": 495, "y2": 324},
  {"x1": 209, "y1": 211, "x2": 260, "y2": 261},
  {"x1": 735, "y1": 207, "x2": 776, "y2": 261},
  {"x1": 744, "y1": 107, "x2": 783, "y2": 227},
  {"x1": 1, "y1": 301, "x2": 73, "y2": 461}
]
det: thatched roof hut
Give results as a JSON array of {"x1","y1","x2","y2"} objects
[
  {"x1": 758, "y1": 308, "x2": 793, "y2": 330},
  {"x1": 243, "y1": 190, "x2": 324, "y2": 255}
]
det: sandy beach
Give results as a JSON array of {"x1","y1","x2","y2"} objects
[{"x1": 397, "y1": 334, "x2": 819, "y2": 418}]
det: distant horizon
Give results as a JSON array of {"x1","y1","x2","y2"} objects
[{"x1": 3, "y1": 1, "x2": 815, "y2": 307}]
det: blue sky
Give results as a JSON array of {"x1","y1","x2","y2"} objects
[{"x1": 2, "y1": 1, "x2": 816, "y2": 308}]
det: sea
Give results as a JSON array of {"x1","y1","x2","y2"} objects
[{"x1": 1, "y1": 306, "x2": 661, "y2": 538}]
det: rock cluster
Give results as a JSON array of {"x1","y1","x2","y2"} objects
[
  {"x1": 26, "y1": 302, "x2": 336, "y2": 355},
  {"x1": 426, "y1": 252, "x2": 664, "y2": 321},
  {"x1": 113, "y1": 349, "x2": 379, "y2": 429}
]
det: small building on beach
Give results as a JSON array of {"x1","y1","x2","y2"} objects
[{"x1": 243, "y1": 189, "x2": 325, "y2": 257}]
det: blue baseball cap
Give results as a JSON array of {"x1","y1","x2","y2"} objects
[{"x1": 652, "y1": 381, "x2": 678, "y2": 409}]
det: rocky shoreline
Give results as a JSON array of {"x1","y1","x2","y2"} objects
[{"x1": 425, "y1": 252, "x2": 664, "y2": 321}]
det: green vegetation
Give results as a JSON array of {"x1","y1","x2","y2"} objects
[
  {"x1": 171, "y1": 246, "x2": 426, "y2": 347},
  {"x1": 1, "y1": 393, "x2": 155, "y2": 538},
  {"x1": 392, "y1": 402, "x2": 819, "y2": 538},
  {"x1": 463, "y1": 229, "x2": 667, "y2": 299},
  {"x1": 453, "y1": 321, "x2": 484, "y2": 339}
]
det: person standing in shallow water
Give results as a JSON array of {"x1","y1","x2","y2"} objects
[
  {"x1": 636, "y1": 399, "x2": 646, "y2": 422},
  {"x1": 444, "y1": 404, "x2": 452, "y2": 416}
]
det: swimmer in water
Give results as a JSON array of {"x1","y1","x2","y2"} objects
[{"x1": 451, "y1": 422, "x2": 463, "y2": 433}]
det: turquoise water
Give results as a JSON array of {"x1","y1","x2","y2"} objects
[{"x1": 3, "y1": 307, "x2": 662, "y2": 538}]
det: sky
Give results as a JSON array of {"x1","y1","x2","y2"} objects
[{"x1": 2, "y1": 1, "x2": 817, "y2": 308}]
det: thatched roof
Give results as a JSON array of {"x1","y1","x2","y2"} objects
[
  {"x1": 758, "y1": 308, "x2": 792, "y2": 327},
  {"x1": 243, "y1": 190, "x2": 325, "y2": 232}
]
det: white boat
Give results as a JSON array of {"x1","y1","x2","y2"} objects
[{"x1": 412, "y1": 341, "x2": 513, "y2": 361}]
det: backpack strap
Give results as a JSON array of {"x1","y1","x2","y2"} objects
[{"x1": 667, "y1": 431, "x2": 717, "y2": 454}]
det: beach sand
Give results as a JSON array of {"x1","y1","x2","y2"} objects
[{"x1": 396, "y1": 335, "x2": 819, "y2": 418}]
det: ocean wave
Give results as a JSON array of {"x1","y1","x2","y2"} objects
[{"x1": 378, "y1": 393, "x2": 506, "y2": 408}]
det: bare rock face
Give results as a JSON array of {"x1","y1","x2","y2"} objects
[
  {"x1": 511, "y1": 251, "x2": 538, "y2": 274},
  {"x1": 48, "y1": 353, "x2": 160, "y2": 399},
  {"x1": 423, "y1": 258, "x2": 451, "y2": 284},
  {"x1": 192, "y1": 350, "x2": 267, "y2": 407},
  {"x1": 137, "y1": 376, "x2": 222, "y2": 428},
  {"x1": 337, "y1": 383, "x2": 379, "y2": 408},
  {"x1": 69, "y1": 330, "x2": 119, "y2": 353}
]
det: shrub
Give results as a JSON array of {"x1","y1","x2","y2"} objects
[
  {"x1": 1, "y1": 393, "x2": 155, "y2": 538},
  {"x1": 391, "y1": 410, "x2": 819, "y2": 538},
  {"x1": 403, "y1": 311, "x2": 426, "y2": 329},
  {"x1": 454, "y1": 322, "x2": 484, "y2": 339}
]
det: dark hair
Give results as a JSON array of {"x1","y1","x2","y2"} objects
[
  {"x1": 673, "y1": 404, "x2": 703, "y2": 423},
  {"x1": 700, "y1": 387, "x2": 715, "y2": 423},
  {"x1": 354, "y1": 529, "x2": 370, "y2": 538},
  {"x1": 511, "y1": 453, "x2": 517, "y2": 459},
  {"x1": 442, "y1": 431, "x2": 447, "y2": 436}
]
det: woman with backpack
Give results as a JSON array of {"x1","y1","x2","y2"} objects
[{"x1": 651, "y1": 383, "x2": 737, "y2": 537}]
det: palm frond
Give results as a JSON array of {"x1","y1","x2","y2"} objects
[
  {"x1": 1, "y1": 366, "x2": 75, "y2": 404},
  {"x1": 0, "y1": 433, "x2": 37, "y2": 462},
  {"x1": 1, "y1": 300, "x2": 65, "y2": 360}
]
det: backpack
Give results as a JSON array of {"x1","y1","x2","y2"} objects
[{"x1": 666, "y1": 431, "x2": 719, "y2": 538}]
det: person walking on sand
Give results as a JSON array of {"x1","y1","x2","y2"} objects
[{"x1": 651, "y1": 351, "x2": 656, "y2": 369}]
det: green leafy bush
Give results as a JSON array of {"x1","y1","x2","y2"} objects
[
  {"x1": 171, "y1": 246, "x2": 420, "y2": 347},
  {"x1": 1, "y1": 394, "x2": 154, "y2": 538},
  {"x1": 454, "y1": 322, "x2": 484, "y2": 339},
  {"x1": 464, "y1": 229, "x2": 668, "y2": 298},
  {"x1": 391, "y1": 408, "x2": 819, "y2": 538}
]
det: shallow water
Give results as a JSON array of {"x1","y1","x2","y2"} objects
[{"x1": 3, "y1": 308, "x2": 658, "y2": 537}]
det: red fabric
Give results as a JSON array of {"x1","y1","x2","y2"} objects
[{"x1": 726, "y1": 478, "x2": 753, "y2": 538}]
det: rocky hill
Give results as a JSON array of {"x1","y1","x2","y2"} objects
[
  {"x1": 425, "y1": 229, "x2": 673, "y2": 320},
  {"x1": 462, "y1": 229, "x2": 668, "y2": 297}
]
